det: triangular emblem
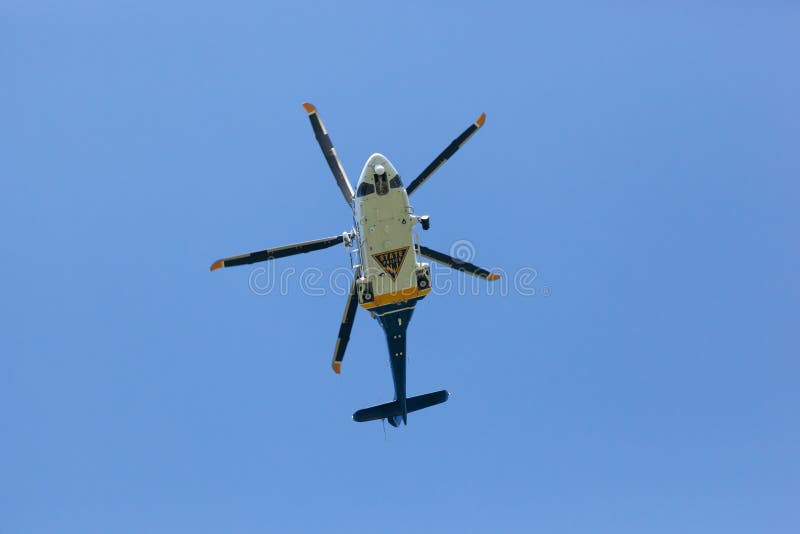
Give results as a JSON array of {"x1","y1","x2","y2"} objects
[{"x1": 372, "y1": 247, "x2": 409, "y2": 282}]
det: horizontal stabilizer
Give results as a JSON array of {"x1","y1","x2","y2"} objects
[{"x1": 352, "y1": 390, "x2": 449, "y2": 423}]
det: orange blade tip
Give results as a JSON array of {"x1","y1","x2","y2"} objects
[
  {"x1": 475, "y1": 113, "x2": 486, "y2": 127},
  {"x1": 332, "y1": 361, "x2": 341, "y2": 374},
  {"x1": 210, "y1": 260, "x2": 224, "y2": 271},
  {"x1": 302, "y1": 102, "x2": 316, "y2": 114},
  {"x1": 487, "y1": 273, "x2": 501, "y2": 281}
]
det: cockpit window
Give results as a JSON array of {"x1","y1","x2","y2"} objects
[
  {"x1": 389, "y1": 174, "x2": 403, "y2": 189},
  {"x1": 357, "y1": 181, "x2": 375, "y2": 197}
]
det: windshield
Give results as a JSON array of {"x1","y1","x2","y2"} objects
[
  {"x1": 357, "y1": 172, "x2": 403, "y2": 198},
  {"x1": 356, "y1": 181, "x2": 375, "y2": 197}
]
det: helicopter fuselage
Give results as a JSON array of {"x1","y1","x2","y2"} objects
[
  {"x1": 351, "y1": 153, "x2": 432, "y2": 425},
  {"x1": 353, "y1": 153, "x2": 431, "y2": 310}
]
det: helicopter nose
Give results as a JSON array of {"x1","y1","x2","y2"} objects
[{"x1": 359, "y1": 153, "x2": 396, "y2": 185}]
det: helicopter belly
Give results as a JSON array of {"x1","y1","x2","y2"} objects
[{"x1": 356, "y1": 191, "x2": 429, "y2": 309}]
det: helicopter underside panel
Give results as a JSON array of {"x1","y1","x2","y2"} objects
[{"x1": 354, "y1": 154, "x2": 423, "y2": 309}]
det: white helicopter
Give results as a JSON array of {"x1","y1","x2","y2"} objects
[{"x1": 211, "y1": 103, "x2": 499, "y2": 426}]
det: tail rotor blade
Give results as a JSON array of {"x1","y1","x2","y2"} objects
[
  {"x1": 303, "y1": 102, "x2": 355, "y2": 205},
  {"x1": 405, "y1": 113, "x2": 486, "y2": 196},
  {"x1": 418, "y1": 245, "x2": 500, "y2": 281},
  {"x1": 210, "y1": 234, "x2": 344, "y2": 271},
  {"x1": 332, "y1": 275, "x2": 359, "y2": 374}
]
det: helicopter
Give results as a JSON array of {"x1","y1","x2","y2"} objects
[{"x1": 211, "y1": 103, "x2": 499, "y2": 426}]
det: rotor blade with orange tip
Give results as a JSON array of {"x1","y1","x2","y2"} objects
[
  {"x1": 405, "y1": 112, "x2": 486, "y2": 196},
  {"x1": 418, "y1": 245, "x2": 500, "y2": 281},
  {"x1": 210, "y1": 234, "x2": 344, "y2": 271},
  {"x1": 302, "y1": 102, "x2": 355, "y2": 205},
  {"x1": 331, "y1": 274, "x2": 358, "y2": 374}
]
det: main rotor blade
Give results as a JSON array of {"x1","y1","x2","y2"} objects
[
  {"x1": 210, "y1": 235, "x2": 344, "y2": 271},
  {"x1": 418, "y1": 245, "x2": 501, "y2": 281},
  {"x1": 302, "y1": 102, "x2": 355, "y2": 205},
  {"x1": 331, "y1": 275, "x2": 358, "y2": 374},
  {"x1": 405, "y1": 113, "x2": 486, "y2": 196}
]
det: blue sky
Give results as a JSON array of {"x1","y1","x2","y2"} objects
[{"x1": 2, "y1": 1, "x2": 798, "y2": 532}]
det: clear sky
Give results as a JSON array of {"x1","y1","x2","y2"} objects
[{"x1": 2, "y1": 1, "x2": 798, "y2": 532}]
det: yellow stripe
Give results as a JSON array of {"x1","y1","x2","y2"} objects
[{"x1": 360, "y1": 287, "x2": 431, "y2": 310}]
